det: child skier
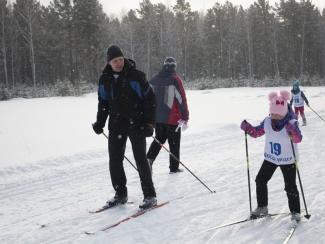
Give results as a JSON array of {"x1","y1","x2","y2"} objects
[
  {"x1": 290, "y1": 80, "x2": 309, "y2": 126},
  {"x1": 240, "y1": 90, "x2": 302, "y2": 222}
]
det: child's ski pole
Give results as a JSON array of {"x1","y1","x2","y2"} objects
[
  {"x1": 290, "y1": 139, "x2": 311, "y2": 219},
  {"x1": 307, "y1": 105, "x2": 325, "y2": 123},
  {"x1": 245, "y1": 131, "x2": 252, "y2": 214}
]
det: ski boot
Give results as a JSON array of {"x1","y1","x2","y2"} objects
[
  {"x1": 106, "y1": 194, "x2": 128, "y2": 208},
  {"x1": 291, "y1": 212, "x2": 301, "y2": 223},
  {"x1": 139, "y1": 197, "x2": 157, "y2": 209},
  {"x1": 170, "y1": 168, "x2": 183, "y2": 174},
  {"x1": 250, "y1": 206, "x2": 268, "y2": 219}
]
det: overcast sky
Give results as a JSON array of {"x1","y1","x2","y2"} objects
[{"x1": 37, "y1": 0, "x2": 325, "y2": 17}]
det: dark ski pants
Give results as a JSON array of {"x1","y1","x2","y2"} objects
[
  {"x1": 255, "y1": 160, "x2": 300, "y2": 213},
  {"x1": 147, "y1": 123, "x2": 181, "y2": 171},
  {"x1": 108, "y1": 130, "x2": 156, "y2": 198}
]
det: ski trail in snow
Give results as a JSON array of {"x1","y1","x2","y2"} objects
[
  {"x1": 0, "y1": 125, "x2": 242, "y2": 243},
  {"x1": 0, "y1": 151, "x2": 107, "y2": 199},
  {"x1": 0, "y1": 150, "x2": 141, "y2": 235}
]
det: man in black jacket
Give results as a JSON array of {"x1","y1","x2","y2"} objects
[{"x1": 92, "y1": 45, "x2": 157, "y2": 209}]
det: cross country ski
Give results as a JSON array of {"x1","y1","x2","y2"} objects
[
  {"x1": 201, "y1": 213, "x2": 289, "y2": 233},
  {"x1": 282, "y1": 220, "x2": 300, "y2": 244},
  {"x1": 85, "y1": 201, "x2": 169, "y2": 235}
]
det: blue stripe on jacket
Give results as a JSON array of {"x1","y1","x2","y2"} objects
[
  {"x1": 130, "y1": 81, "x2": 143, "y2": 99},
  {"x1": 99, "y1": 84, "x2": 109, "y2": 101}
]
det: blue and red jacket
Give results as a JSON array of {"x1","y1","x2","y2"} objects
[{"x1": 150, "y1": 69, "x2": 189, "y2": 125}]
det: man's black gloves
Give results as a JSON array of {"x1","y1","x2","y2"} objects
[{"x1": 92, "y1": 122, "x2": 104, "y2": 135}]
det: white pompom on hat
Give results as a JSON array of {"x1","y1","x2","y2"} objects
[{"x1": 268, "y1": 90, "x2": 291, "y2": 116}]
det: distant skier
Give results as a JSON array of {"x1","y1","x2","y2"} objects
[
  {"x1": 290, "y1": 80, "x2": 309, "y2": 126},
  {"x1": 240, "y1": 90, "x2": 302, "y2": 222},
  {"x1": 147, "y1": 57, "x2": 189, "y2": 173}
]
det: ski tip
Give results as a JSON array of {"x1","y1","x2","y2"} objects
[
  {"x1": 89, "y1": 210, "x2": 100, "y2": 214},
  {"x1": 89, "y1": 201, "x2": 135, "y2": 214},
  {"x1": 84, "y1": 231, "x2": 95, "y2": 235},
  {"x1": 89, "y1": 208, "x2": 108, "y2": 214}
]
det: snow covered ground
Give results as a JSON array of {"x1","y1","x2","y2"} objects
[{"x1": 1, "y1": 87, "x2": 325, "y2": 244}]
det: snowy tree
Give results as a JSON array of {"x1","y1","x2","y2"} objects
[
  {"x1": 173, "y1": 0, "x2": 193, "y2": 80},
  {"x1": 0, "y1": 0, "x2": 8, "y2": 88},
  {"x1": 14, "y1": 0, "x2": 40, "y2": 90},
  {"x1": 73, "y1": 0, "x2": 105, "y2": 84},
  {"x1": 49, "y1": 0, "x2": 75, "y2": 84}
]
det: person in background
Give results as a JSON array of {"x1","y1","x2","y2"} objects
[
  {"x1": 290, "y1": 80, "x2": 309, "y2": 126},
  {"x1": 240, "y1": 90, "x2": 302, "y2": 222},
  {"x1": 147, "y1": 57, "x2": 189, "y2": 173},
  {"x1": 92, "y1": 45, "x2": 157, "y2": 209}
]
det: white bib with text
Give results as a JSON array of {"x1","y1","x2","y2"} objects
[
  {"x1": 263, "y1": 117, "x2": 298, "y2": 165},
  {"x1": 292, "y1": 92, "x2": 304, "y2": 107}
]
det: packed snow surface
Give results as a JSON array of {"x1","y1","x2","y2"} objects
[{"x1": 1, "y1": 87, "x2": 324, "y2": 243}]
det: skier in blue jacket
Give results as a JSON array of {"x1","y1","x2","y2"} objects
[{"x1": 290, "y1": 80, "x2": 309, "y2": 126}]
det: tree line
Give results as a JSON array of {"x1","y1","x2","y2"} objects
[{"x1": 0, "y1": 0, "x2": 324, "y2": 98}]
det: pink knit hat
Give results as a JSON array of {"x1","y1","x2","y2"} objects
[{"x1": 268, "y1": 90, "x2": 291, "y2": 116}]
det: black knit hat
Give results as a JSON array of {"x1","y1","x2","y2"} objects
[{"x1": 107, "y1": 45, "x2": 124, "y2": 62}]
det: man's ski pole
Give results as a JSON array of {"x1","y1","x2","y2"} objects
[
  {"x1": 245, "y1": 131, "x2": 252, "y2": 214},
  {"x1": 102, "y1": 132, "x2": 138, "y2": 172},
  {"x1": 290, "y1": 139, "x2": 311, "y2": 219},
  {"x1": 151, "y1": 136, "x2": 216, "y2": 194},
  {"x1": 307, "y1": 105, "x2": 325, "y2": 123}
]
